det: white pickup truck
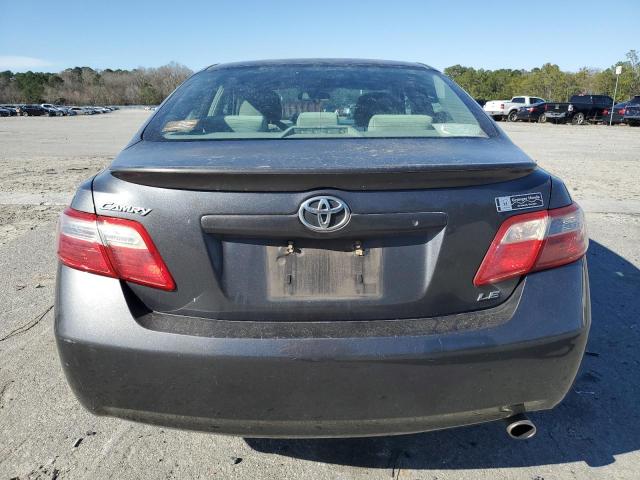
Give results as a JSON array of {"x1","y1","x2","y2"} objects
[{"x1": 483, "y1": 96, "x2": 545, "y2": 122}]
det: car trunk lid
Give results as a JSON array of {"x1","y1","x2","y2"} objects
[{"x1": 92, "y1": 137, "x2": 549, "y2": 322}]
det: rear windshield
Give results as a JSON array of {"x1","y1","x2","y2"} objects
[{"x1": 143, "y1": 65, "x2": 489, "y2": 141}]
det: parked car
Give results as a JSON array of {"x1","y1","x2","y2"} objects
[
  {"x1": 70, "y1": 106, "x2": 95, "y2": 115},
  {"x1": 515, "y1": 101, "x2": 548, "y2": 123},
  {"x1": 624, "y1": 105, "x2": 640, "y2": 126},
  {"x1": 55, "y1": 106, "x2": 77, "y2": 116},
  {"x1": 17, "y1": 104, "x2": 47, "y2": 116},
  {"x1": 0, "y1": 105, "x2": 19, "y2": 116},
  {"x1": 40, "y1": 104, "x2": 63, "y2": 116},
  {"x1": 601, "y1": 102, "x2": 628, "y2": 125},
  {"x1": 0, "y1": 107, "x2": 11, "y2": 117},
  {"x1": 53, "y1": 105, "x2": 70, "y2": 115},
  {"x1": 483, "y1": 96, "x2": 545, "y2": 121},
  {"x1": 55, "y1": 59, "x2": 590, "y2": 440},
  {"x1": 544, "y1": 95, "x2": 613, "y2": 125},
  {"x1": 622, "y1": 96, "x2": 640, "y2": 127}
]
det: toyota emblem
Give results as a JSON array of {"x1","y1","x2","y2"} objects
[{"x1": 298, "y1": 196, "x2": 351, "y2": 232}]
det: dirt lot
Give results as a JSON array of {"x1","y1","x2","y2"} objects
[{"x1": 1, "y1": 111, "x2": 639, "y2": 479}]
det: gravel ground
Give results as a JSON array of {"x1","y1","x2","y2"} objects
[{"x1": 0, "y1": 112, "x2": 639, "y2": 479}]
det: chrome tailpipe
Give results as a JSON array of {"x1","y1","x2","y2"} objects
[{"x1": 504, "y1": 413, "x2": 537, "y2": 440}]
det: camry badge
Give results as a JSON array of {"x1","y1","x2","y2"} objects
[{"x1": 100, "y1": 202, "x2": 152, "y2": 216}]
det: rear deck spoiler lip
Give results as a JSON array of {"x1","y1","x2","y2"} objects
[{"x1": 110, "y1": 164, "x2": 536, "y2": 192}]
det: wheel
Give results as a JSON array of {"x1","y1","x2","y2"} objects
[
  {"x1": 538, "y1": 113, "x2": 547, "y2": 124},
  {"x1": 507, "y1": 110, "x2": 518, "y2": 122},
  {"x1": 572, "y1": 112, "x2": 586, "y2": 125},
  {"x1": 491, "y1": 115, "x2": 503, "y2": 122},
  {"x1": 23, "y1": 111, "x2": 29, "y2": 116},
  {"x1": 629, "y1": 120, "x2": 640, "y2": 127}
]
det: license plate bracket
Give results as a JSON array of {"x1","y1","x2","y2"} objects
[{"x1": 266, "y1": 244, "x2": 382, "y2": 299}]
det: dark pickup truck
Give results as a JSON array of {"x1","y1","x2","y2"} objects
[{"x1": 544, "y1": 94, "x2": 613, "y2": 125}]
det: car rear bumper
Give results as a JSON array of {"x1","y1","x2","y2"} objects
[
  {"x1": 55, "y1": 259, "x2": 590, "y2": 438},
  {"x1": 516, "y1": 112, "x2": 536, "y2": 120},
  {"x1": 605, "y1": 115, "x2": 624, "y2": 124},
  {"x1": 545, "y1": 112, "x2": 568, "y2": 119},
  {"x1": 484, "y1": 110, "x2": 504, "y2": 116}
]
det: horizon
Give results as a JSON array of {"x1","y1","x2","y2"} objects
[
  {"x1": 0, "y1": 57, "x2": 636, "y2": 75},
  {"x1": 1, "y1": 0, "x2": 638, "y2": 74}
]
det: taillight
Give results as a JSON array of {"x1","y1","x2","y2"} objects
[
  {"x1": 603, "y1": 109, "x2": 609, "y2": 115},
  {"x1": 57, "y1": 209, "x2": 115, "y2": 277},
  {"x1": 527, "y1": 107, "x2": 535, "y2": 112},
  {"x1": 474, "y1": 203, "x2": 587, "y2": 286},
  {"x1": 544, "y1": 105, "x2": 549, "y2": 111},
  {"x1": 57, "y1": 208, "x2": 175, "y2": 290},
  {"x1": 619, "y1": 108, "x2": 626, "y2": 115},
  {"x1": 533, "y1": 204, "x2": 588, "y2": 271},
  {"x1": 500, "y1": 103, "x2": 504, "y2": 109}
]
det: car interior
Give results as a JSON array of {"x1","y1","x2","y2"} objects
[{"x1": 156, "y1": 67, "x2": 486, "y2": 139}]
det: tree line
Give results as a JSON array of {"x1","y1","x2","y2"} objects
[
  {"x1": 0, "y1": 51, "x2": 638, "y2": 106},
  {"x1": 444, "y1": 50, "x2": 639, "y2": 103},
  {"x1": 0, "y1": 62, "x2": 193, "y2": 105}
]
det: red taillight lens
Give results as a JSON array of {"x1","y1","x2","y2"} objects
[
  {"x1": 474, "y1": 203, "x2": 587, "y2": 286},
  {"x1": 500, "y1": 103, "x2": 504, "y2": 109},
  {"x1": 58, "y1": 208, "x2": 116, "y2": 277},
  {"x1": 619, "y1": 108, "x2": 626, "y2": 115},
  {"x1": 603, "y1": 109, "x2": 609, "y2": 115},
  {"x1": 533, "y1": 204, "x2": 588, "y2": 271},
  {"x1": 544, "y1": 105, "x2": 549, "y2": 111},
  {"x1": 473, "y1": 210, "x2": 548, "y2": 286},
  {"x1": 57, "y1": 208, "x2": 175, "y2": 290},
  {"x1": 527, "y1": 107, "x2": 534, "y2": 112}
]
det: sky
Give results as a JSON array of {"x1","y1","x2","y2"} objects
[{"x1": 1, "y1": 0, "x2": 638, "y2": 73}]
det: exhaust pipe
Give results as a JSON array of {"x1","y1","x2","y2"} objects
[{"x1": 504, "y1": 413, "x2": 536, "y2": 440}]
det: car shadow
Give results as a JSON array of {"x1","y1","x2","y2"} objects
[{"x1": 245, "y1": 241, "x2": 640, "y2": 469}]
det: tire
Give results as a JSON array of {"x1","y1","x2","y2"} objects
[
  {"x1": 23, "y1": 112, "x2": 29, "y2": 117},
  {"x1": 629, "y1": 120, "x2": 640, "y2": 127},
  {"x1": 491, "y1": 115, "x2": 503, "y2": 122},
  {"x1": 538, "y1": 113, "x2": 547, "y2": 124},
  {"x1": 572, "y1": 112, "x2": 586, "y2": 125},
  {"x1": 507, "y1": 110, "x2": 518, "y2": 122}
]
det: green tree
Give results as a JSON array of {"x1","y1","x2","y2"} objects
[
  {"x1": 14, "y1": 71, "x2": 48, "y2": 102},
  {"x1": 139, "y1": 84, "x2": 162, "y2": 105}
]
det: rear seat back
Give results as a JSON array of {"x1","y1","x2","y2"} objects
[
  {"x1": 223, "y1": 115, "x2": 266, "y2": 132},
  {"x1": 239, "y1": 100, "x2": 261, "y2": 116}
]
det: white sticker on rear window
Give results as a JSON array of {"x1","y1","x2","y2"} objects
[{"x1": 495, "y1": 192, "x2": 544, "y2": 212}]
